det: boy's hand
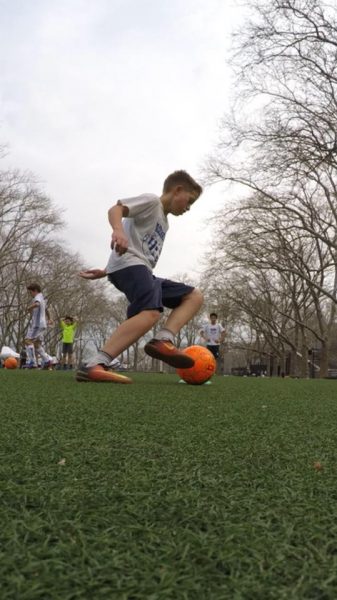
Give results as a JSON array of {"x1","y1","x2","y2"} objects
[
  {"x1": 79, "y1": 269, "x2": 107, "y2": 280},
  {"x1": 111, "y1": 229, "x2": 128, "y2": 255}
]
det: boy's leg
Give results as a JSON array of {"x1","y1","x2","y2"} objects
[
  {"x1": 207, "y1": 344, "x2": 221, "y2": 373},
  {"x1": 60, "y1": 344, "x2": 66, "y2": 368},
  {"x1": 207, "y1": 345, "x2": 219, "y2": 359},
  {"x1": 102, "y1": 309, "x2": 160, "y2": 357},
  {"x1": 76, "y1": 309, "x2": 160, "y2": 383},
  {"x1": 35, "y1": 341, "x2": 51, "y2": 368},
  {"x1": 66, "y1": 344, "x2": 74, "y2": 369},
  {"x1": 102, "y1": 300, "x2": 200, "y2": 369},
  {"x1": 144, "y1": 288, "x2": 203, "y2": 367},
  {"x1": 25, "y1": 339, "x2": 37, "y2": 367},
  {"x1": 163, "y1": 289, "x2": 203, "y2": 335}
]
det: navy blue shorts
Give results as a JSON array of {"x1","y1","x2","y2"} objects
[
  {"x1": 108, "y1": 265, "x2": 194, "y2": 319},
  {"x1": 62, "y1": 343, "x2": 74, "y2": 354},
  {"x1": 207, "y1": 344, "x2": 220, "y2": 359}
]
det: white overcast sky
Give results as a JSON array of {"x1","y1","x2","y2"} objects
[{"x1": 0, "y1": 0, "x2": 244, "y2": 279}]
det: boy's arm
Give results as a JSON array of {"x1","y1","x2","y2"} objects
[
  {"x1": 79, "y1": 269, "x2": 107, "y2": 280},
  {"x1": 108, "y1": 202, "x2": 129, "y2": 255},
  {"x1": 27, "y1": 301, "x2": 39, "y2": 313}
]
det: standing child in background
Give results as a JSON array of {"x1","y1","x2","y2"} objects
[
  {"x1": 25, "y1": 283, "x2": 52, "y2": 369},
  {"x1": 200, "y1": 313, "x2": 226, "y2": 360},
  {"x1": 77, "y1": 170, "x2": 204, "y2": 384},
  {"x1": 60, "y1": 316, "x2": 77, "y2": 370}
]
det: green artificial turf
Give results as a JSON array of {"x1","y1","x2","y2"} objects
[{"x1": 1, "y1": 371, "x2": 337, "y2": 599}]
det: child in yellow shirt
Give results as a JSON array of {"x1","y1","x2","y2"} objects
[{"x1": 60, "y1": 316, "x2": 77, "y2": 370}]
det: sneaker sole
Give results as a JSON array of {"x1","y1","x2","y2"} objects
[
  {"x1": 144, "y1": 344, "x2": 194, "y2": 368},
  {"x1": 76, "y1": 369, "x2": 132, "y2": 384}
]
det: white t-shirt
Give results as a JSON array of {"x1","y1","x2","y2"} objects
[
  {"x1": 105, "y1": 194, "x2": 169, "y2": 274},
  {"x1": 201, "y1": 322, "x2": 225, "y2": 345},
  {"x1": 30, "y1": 293, "x2": 47, "y2": 328}
]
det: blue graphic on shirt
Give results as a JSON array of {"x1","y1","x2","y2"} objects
[{"x1": 142, "y1": 222, "x2": 166, "y2": 267}]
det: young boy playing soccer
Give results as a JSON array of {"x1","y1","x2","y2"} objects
[
  {"x1": 25, "y1": 283, "x2": 52, "y2": 369},
  {"x1": 77, "y1": 170, "x2": 204, "y2": 384}
]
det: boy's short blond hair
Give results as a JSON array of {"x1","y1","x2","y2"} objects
[{"x1": 163, "y1": 170, "x2": 203, "y2": 197}]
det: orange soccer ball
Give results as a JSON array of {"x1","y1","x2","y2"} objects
[
  {"x1": 4, "y1": 356, "x2": 18, "y2": 369},
  {"x1": 177, "y1": 345, "x2": 217, "y2": 385}
]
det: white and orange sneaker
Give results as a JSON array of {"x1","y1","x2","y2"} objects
[{"x1": 76, "y1": 364, "x2": 132, "y2": 384}]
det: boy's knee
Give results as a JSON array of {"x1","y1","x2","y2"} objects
[
  {"x1": 189, "y1": 288, "x2": 204, "y2": 307},
  {"x1": 151, "y1": 309, "x2": 162, "y2": 324},
  {"x1": 142, "y1": 309, "x2": 162, "y2": 325}
]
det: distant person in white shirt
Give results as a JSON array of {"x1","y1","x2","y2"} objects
[
  {"x1": 200, "y1": 312, "x2": 225, "y2": 359},
  {"x1": 25, "y1": 283, "x2": 52, "y2": 369}
]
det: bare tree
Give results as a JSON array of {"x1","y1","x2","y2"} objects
[
  {"x1": 203, "y1": 0, "x2": 337, "y2": 376},
  {"x1": 0, "y1": 168, "x2": 63, "y2": 349}
]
